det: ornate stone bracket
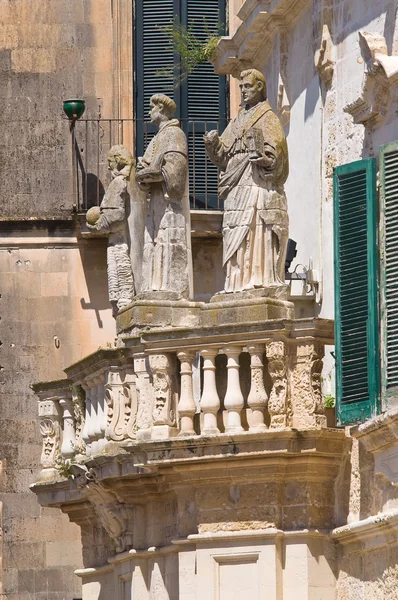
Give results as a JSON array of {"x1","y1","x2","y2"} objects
[
  {"x1": 79, "y1": 468, "x2": 134, "y2": 553},
  {"x1": 149, "y1": 353, "x2": 177, "y2": 438},
  {"x1": 315, "y1": 24, "x2": 334, "y2": 84},
  {"x1": 344, "y1": 31, "x2": 398, "y2": 126}
]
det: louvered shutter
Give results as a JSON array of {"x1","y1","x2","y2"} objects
[
  {"x1": 334, "y1": 159, "x2": 380, "y2": 425},
  {"x1": 181, "y1": 0, "x2": 227, "y2": 209},
  {"x1": 135, "y1": 0, "x2": 227, "y2": 208},
  {"x1": 135, "y1": 0, "x2": 178, "y2": 157},
  {"x1": 380, "y1": 143, "x2": 398, "y2": 401}
]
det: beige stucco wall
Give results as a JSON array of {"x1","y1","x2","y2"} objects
[{"x1": 0, "y1": 222, "x2": 115, "y2": 598}]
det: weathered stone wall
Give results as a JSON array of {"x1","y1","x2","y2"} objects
[
  {"x1": 0, "y1": 0, "x2": 115, "y2": 219},
  {"x1": 0, "y1": 222, "x2": 115, "y2": 599}
]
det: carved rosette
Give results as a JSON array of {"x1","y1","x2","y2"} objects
[
  {"x1": 290, "y1": 342, "x2": 326, "y2": 429},
  {"x1": 38, "y1": 400, "x2": 61, "y2": 469},
  {"x1": 266, "y1": 341, "x2": 288, "y2": 429},
  {"x1": 149, "y1": 353, "x2": 176, "y2": 426}
]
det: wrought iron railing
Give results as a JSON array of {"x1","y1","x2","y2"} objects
[{"x1": 71, "y1": 118, "x2": 224, "y2": 211}]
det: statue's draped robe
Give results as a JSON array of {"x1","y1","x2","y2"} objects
[
  {"x1": 206, "y1": 101, "x2": 289, "y2": 293},
  {"x1": 97, "y1": 174, "x2": 135, "y2": 309},
  {"x1": 139, "y1": 119, "x2": 192, "y2": 298}
]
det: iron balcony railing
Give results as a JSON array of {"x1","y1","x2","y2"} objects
[{"x1": 71, "y1": 118, "x2": 225, "y2": 212}]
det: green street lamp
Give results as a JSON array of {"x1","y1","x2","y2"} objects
[{"x1": 63, "y1": 99, "x2": 86, "y2": 121}]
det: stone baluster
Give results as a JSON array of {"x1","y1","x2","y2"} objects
[
  {"x1": 247, "y1": 344, "x2": 268, "y2": 431},
  {"x1": 177, "y1": 351, "x2": 196, "y2": 436},
  {"x1": 200, "y1": 349, "x2": 220, "y2": 435},
  {"x1": 223, "y1": 346, "x2": 244, "y2": 433},
  {"x1": 38, "y1": 399, "x2": 62, "y2": 480},
  {"x1": 59, "y1": 397, "x2": 76, "y2": 458}
]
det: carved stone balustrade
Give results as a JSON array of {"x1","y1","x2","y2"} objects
[{"x1": 32, "y1": 319, "x2": 334, "y2": 476}]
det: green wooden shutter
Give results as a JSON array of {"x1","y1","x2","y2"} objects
[
  {"x1": 182, "y1": 0, "x2": 227, "y2": 209},
  {"x1": 135, "y1": 0, "x2": 178, "y2": 157},
  {"x1": 380, "y1": 142, "x2": 398, "y2": 401},
  {"x1": 334, "y1": 158, "x2": 380, "y2": 425},
  {"x1": 134, "y1": 0, "x2": 228, "y2": 208}
]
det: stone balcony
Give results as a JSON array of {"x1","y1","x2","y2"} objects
[{"x1": 32, "y1": 316, "x2": 335, "y2": 480}]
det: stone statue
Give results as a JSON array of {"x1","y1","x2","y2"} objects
[
  {"x1": 204, "y1": 69, "x2": 289, "y2": 294},
  {"x1": 86, "y1": 145, "x2": 135, "y2": 315},
  {"x1": 135, "y1": 94, "x2": 193, "y2": 300}
]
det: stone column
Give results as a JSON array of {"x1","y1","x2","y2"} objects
[
  {"x1": 38, "y1": 399, "x2": 61, "y2": 480},
  {"x1": 59, "y1": 397, "x2": 75, "y2": 458},
  {"x1": 266, "y1": 341, "x2": 288, "y2": 429},
  {"x1": 247, "y1": 344, "x2": 268, "y2": 431},
  {"x1": 82, "y1": 384, "x2": 92, "y2": 448},
  {"x1": 200, "y1": 349, "x2": 220, "y2": 435},
  {"x1": 223, "y1": 346, "x2": 244, "y2": 433},
  {"x1": 289, "y1": 342, "x2": 327, "y2": 429},
  {"x1": 177, "y1": 351, "x2": 196, "y2": 436},
  {"x1": 93, "y1": 372, "x2": 106, "y2": 450}
]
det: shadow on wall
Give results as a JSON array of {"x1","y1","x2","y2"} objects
[{"x1": 78, "y1": 237, "x2": 111, "y2": 329}]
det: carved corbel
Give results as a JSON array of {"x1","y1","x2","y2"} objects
[
  {"x1": 80, "y1": 469, "x2": 134, "y2": 553},
  {"x1": 315, "y1": 24, "x2": 334, "y2": 84},
  {"x1": 289, "y1": 342, "x2": 327, "y2": 429},
  {"x1": 38, "y1": 399, "x2": 62, "y2": 473},
  {"x1": 266, "y1": 341, "x2": 288, "y2": 429},
  {"x1": 344, "y1": 31, "x2": 398, "y2": 126}
]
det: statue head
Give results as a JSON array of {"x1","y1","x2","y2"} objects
[
  {"x1": 149, "y1": 94, "x2": 176, "y2": 126},
  {"x1": 107, "y1": 145, "x2": 134, "y2": 178},
  {"x1": 239, "y1": 69, "x2": 267, "y2": 107}
]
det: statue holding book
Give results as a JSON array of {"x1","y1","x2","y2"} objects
[
  {"x1": 204, "y1": 69, "x2": 289, "y2": 294},
  {"x1": 135, "y1": 94, "x2": 193, "y2": 300}
]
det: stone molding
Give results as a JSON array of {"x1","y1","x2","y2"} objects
[
  {"x1": 31, "y1": 428, "x2": 348, "y2": 566},
  {"x1": 315, "y1": 24, "x2": 334, "y2": 84},
  {"x1": 212, "y1": 0, "x2": 311, "y2": 75},
  {"x1": 332, "y1": 509, "x2": 398, "y2": 554},
  {"x1": 352, "y1": 408, "x2": 398, "y2": 485}
]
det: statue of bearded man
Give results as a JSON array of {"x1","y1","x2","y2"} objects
[{"x1": 204, "y1": 69, "x2": 289, "y2": 294}]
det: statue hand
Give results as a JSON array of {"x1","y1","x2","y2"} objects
[
  {"x1": 204, "y1": 130, "x2": 219, "y2": 145},
  {"x1": 249, "y1": 153, "x2": 276, "y2": 169}
]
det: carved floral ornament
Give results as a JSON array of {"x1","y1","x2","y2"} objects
[{"x1": 344, "y1": 31, "x2": 398, "y2": 127}]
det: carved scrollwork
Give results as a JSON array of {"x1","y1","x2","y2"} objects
[
  {"x1": 72, "y1": 385, "x2": 86, "y2": 454},
  {"x1": 290, "y1": 343, "x2": 326, "y2": 429},
  {"x1": 266, "y1": 341, "x2": 288, "y2": 429}
]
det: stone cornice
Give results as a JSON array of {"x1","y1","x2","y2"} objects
[
  {"x1": 332, "y1": 510, "x2": 398, "y2": 554},
  {"x1": 64, "y1": 347, "x2": 134, "y2": 383},
  {"x1": 212, "y1": 0, "x2": 311, "y2": 75}
]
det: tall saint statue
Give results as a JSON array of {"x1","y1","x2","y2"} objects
[
  {"x1": 204, "y1": 69, "x2": 289, "y2": 294},
  {"x1": 135, "y1": 94, "x2": 193, "y2": 300},
  {"x1": 86, "y1": 145, "x2": 136, "y2": 316}
]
